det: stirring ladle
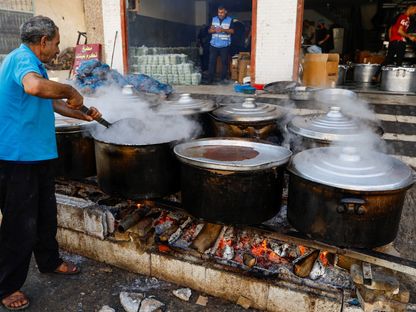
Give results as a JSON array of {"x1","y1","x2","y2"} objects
[{"x1": 79, "y1": 105, "x2": 112, "y2": 128}]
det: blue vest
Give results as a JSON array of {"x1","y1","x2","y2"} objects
[{"x1": 210, "y1": 16, "x2": 232, "y2": 48}]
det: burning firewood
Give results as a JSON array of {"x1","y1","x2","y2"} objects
[
  {"x1": 168, "y1": 217, "x2": 192, "y2": 245},
  {"x1": 117, "y1": 205, "x2": 151, "y2": 233},
  {"x1": 243, "y1": 253, "x2": 257, "y2": 268},
  {"x1": 135, "y1": 217, "x2": 154, "y2": 238},
  {"x1": 191, "y1": 223, "x2": 223, "y2": 253},
  {"x1": 159, "y1": 224, "x2": 179, "y2": 242},
  {"x1": 293, "y1": 249, "x2": 320, "y2": 278}
]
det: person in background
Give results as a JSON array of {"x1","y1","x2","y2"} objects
[
  {"x1": 230, "y1": 18, "x2": 245, "y2": 56},
  {"x1": 207, "y1": 5, "x2": 235, "y2": 84},
  {"x1": 197, "y1": 24, "x2": 211, "y2": 72},
  {"x1": 0, "y1": 15, "x2": 101, "y2": 310},
  {"x1": 315, "y1": 20, "x2": 333, "y2": 53},
  {"x1": 302, "y1": 20, "x2": 315, "y2": 45},
  {"x1": 385, "y1": 5, "x2": 416, "y2": 66}
]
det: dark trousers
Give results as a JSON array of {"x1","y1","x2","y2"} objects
[
  {"x1": 0, "y1": 160, "x2": 62, "y2": 300},
  {"x1": 385, "y1": 40, "x2": 406, "y2": 66},
  {"x1": 208, "y1": 46, "x2": 230, "y2": 82}
]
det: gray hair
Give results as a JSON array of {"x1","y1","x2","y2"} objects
[{"x1": 20, "y1": 15, "x2": 58, "y2": 44}]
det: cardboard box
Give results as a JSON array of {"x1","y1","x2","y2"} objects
[
  {"x1": 230, "y1": 56, "x2": 239, "y2": 81},
  {"x1": 238, "y1": 59, "x2": 250, "y2": 84},
  {"x1": 302, "y1": 53, "x2": 339, "y2": 87},
  {"x1": 355, "y1": 50, "x2": 385, "y2": 64}
]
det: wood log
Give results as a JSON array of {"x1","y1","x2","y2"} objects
[
  {"x1": 159, "y1": 224, "x2": 179, "y2": 242},
  {"x1": 135, "y1": 217, "x2": 154, "y2": 238},
  {"x1": 293, "y1": 249, "x2": 319, "y2": 278},
  {"x1": 191, "y1": 223, "x2": 223, "y2": 253},
  {"x1": 243, "y1": 253, "x2": 257, "y2": 268}
]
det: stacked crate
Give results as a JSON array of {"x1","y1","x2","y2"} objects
[{"x1": 129, "y1": 46, "x2": 201, "y2": 86}]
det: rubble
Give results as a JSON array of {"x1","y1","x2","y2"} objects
[
  {"x1": 120, "y1": 291, "x2": 144, "y2": 312},
  {"x1": 98, "y1": 305, "x2": 116, "y2": 312},
  {"x1": 172, "y1": 288, "x2": 192, "y2": 302},
  {"x1": 236, "y1": 296, "x2": 252, "y2": 309},
  {"x1": 139, "y1": 298, "x2": 165, "y2": 312},
  {"x1": 196, "y1": 295, "x2": 208, "y2": 306}
]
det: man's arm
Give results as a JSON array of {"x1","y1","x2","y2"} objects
[
  {"x1": 398, "y1": 25, "x2": 416, "y2": 41},
  {"x1": 53, "y1": 99, "x2": 101, "y2": 121},
  {"x1": 22, "y1": 72, "x2": 83, "y2": 109}
]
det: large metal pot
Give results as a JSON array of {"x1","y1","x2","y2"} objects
[
  {"x1": 157, "y1": 93, "x2": 216, "y2": 137},
  {"x1": 210, "y1": 98, "x2": 286, "y2": 144},
  {"x1": 286, "y1": 106, "x2": 383, "y2": 153},
  {"x1": 380, "y1": 66, "x2": 416, "y2": 92},
  {"x1": 94, "y1": 139, "x2": 179, "y2": 199},
  {"x1": 314, "y1": 88, "x2": 358, "y2": 106},
  {"x1": 287, "y1": 147, "x2": 414, "y2": 248},
  {"x1": 55, "y1": 116, "x2": 96, "y2": 179},
  {"x1": 353, "y1": 64, "x2": 381, "y2": 83},
  {"x1": 174, "y1": 138, "x2": 292, "y2": 224}
]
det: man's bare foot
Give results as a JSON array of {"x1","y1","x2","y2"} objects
[
  {"x1": 1, "y1": 291, "x2": 30, "y2": 310},
  {"x1": 54, "y1": 261, "x2": 80, "y2": 275}
]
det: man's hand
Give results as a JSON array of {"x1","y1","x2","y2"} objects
[
  {"x1": 83, "y1": 106, "x2": 102, "y2": 122},
  {"x1": 409, "y1": 35, "x2": 416, "y2": 42},
  {"x1": 66, "y1": 87, "x2": 84, "y2": 110}
]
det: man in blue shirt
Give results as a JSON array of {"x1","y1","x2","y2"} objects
[
  {"x1": 0, "y1": 16, "x2": 101, "y2": 310},
  {"x1": 207, "y1": 5, "x2": 234, "y2": 84}
]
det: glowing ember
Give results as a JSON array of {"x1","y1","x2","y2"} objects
[
  {"x1": 319, "y1": 251, "x2": 330, "y2": 266},
  {"x1": 251, "y1": 239, "x2": 268, "y2": 257},
  {"x1": 298, "y1": 245, "x2": 307, "y2": 256}
]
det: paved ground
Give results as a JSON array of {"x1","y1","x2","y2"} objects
[{"x1": 0, "y1": 251, "x2": 258, "y2": 312}]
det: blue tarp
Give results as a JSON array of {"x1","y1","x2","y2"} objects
[{"x1": 75, "y1": 60, "x2": 173, "y2": 96}]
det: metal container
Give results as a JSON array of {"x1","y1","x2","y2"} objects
[
  {"x1": 210, "y1": 98, "x2": 286, "y2": 143},
  {"x1": 286, "y1": 106, "x2": 383, "y2": 152},
  {"x1": 287, "y1": 147, "x2": 414, "y2": 248},
  {"x1": 174, "y1": 138, "x2": 292, "y2": 224},
  {"x1": 158, "y1": 93, "x2": 216, "y2": 137},
  {"x1": 337, "y1": 65, "x2": 349, "y2": 85},
  {"x1": 55, "y1": 116, "x2": 96, "y2": 179},
  {"x1": 289, "y1": 86, "x2": 318, "y2": 101},
  {"x1": 94, "y1": 139, "x2": 179, "y2": 199},
  {"x1": 314, "y1": 88, "x2": 358, "y2": 106},
  {"x1": 353, "y1": 63, "x2": 381, "y2": 83},
  {"x1": 380, "y1": 66, "x2": 416, "y2": 93}
]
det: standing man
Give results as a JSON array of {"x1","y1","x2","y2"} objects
[
  {"x1": 207, "y1": 5, "x2": 234, "y2": 84},
  {"x1": 0, "y1": 16, "x2": 101, "y2": 310},
  {"x1": 385, "y1": 5, "x2": 416, "y2": 66},
  {"x1": 315, "y1": 20, "x2": 332, "y2": 53}
]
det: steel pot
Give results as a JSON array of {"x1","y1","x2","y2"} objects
[
  {"x1": 380, "y1": 66, "x2": 416, "y2": 92},
  {"x1": 289, "y1": 86, "x2": 318, "y2": 101},
  {"x1": 337, "y1": 65, "x2": 349, "y2": 85},
  {"x1": 210, "y1": 98, "x2": 286, "y2": 144},
  {"x1": 174, "y1": 138, "x2": 292, "y2": 224},
  {"x1": 286, "y1": 106, "x2": 383, "y2": 153},
  {"x1": 55, "y1": 116, "x2": 96, "y2": 179},
  {"x1": 287, "y1": 147, "x2": 414, "y2": 248},
  {"x1": 353, "y1": 63, "x2": 381, "y2": 83},
  {"x1": 158, "y1": 93, "x2": 216, "y2": 137},
  {"x1": 94, "y1": 139, "x2": 179, "y2": 199}
]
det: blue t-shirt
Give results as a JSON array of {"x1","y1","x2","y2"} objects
[{"x1": 0, "y1": 44, "x2": 57, "y2": 161}]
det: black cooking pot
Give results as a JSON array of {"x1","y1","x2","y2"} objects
[
  {"x1": 158, "y1": 93, "x2": 216, "y2": 137},
  {"x1": 94, "y1": 139, "x2": 179, "y2": 199},
  {"x1": 174, "y1": 138, "x2": 292, "y2": 224},
  {"x1": 55, "y1": 117, "x2": 96, "y2": 179},
  {"x1": 287, "y1": 147, "x2": 414, "y2": 248},
  {"x1": 210, "y1": 98, "x2": 286, "y2": 144}
]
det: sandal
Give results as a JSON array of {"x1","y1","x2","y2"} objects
[
  {"x1": 53, "y1": 260, "x2": 80, "y2": 275},
  {"x1": 1, "y1": 291, "x2": 30, "y2": 311}
]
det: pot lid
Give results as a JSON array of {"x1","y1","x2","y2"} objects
[
  {"x1": 353, "y1": 63, "x2": 382, "y2": 67},
  {"x1": 174, "y1": 138, "x2": 292, "y2": 171},
  {"x1": 158, "y1": 93, "x2": 215, "y2": 115},
  {"x1": 212, "y1": 98, "x2": 285, "y2": 123},
  {"x1": 381, "y1": 66, "x2": 416, "y2": 72},
  {"x1": 287, "y1": 107, "x2": 365, "y2": 142},
  {"x1": 55, "y1": 115, "x2": 92, "y2": 132},
  {"x1": 288, "y1": 147, "x2": 414, "y2": 191},
  {"x1": 314, "y1": 88, "x2": 358, "y2": 106}
]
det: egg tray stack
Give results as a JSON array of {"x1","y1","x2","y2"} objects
[{"x1": 129, "y1": 46, "x2": 201, "y2": 86}]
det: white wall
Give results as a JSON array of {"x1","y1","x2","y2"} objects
[
  {"x1": 139, "y1": 0, "x2": 195, "y2": 25},
  {"x1": 255, "y1": 0, "x2": 298, "y2": 84},
  {"x1": 101, "y1": 0, "x2": 123, "y2": 74},
  {"x1": 34, "y1": 0, "x2": 86, "y2": 50}
]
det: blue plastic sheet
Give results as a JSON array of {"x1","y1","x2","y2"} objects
[{"x1": 75, "y1": 60, "x2": 172, "y2": 96}]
